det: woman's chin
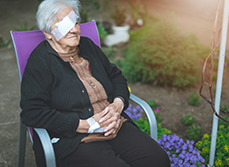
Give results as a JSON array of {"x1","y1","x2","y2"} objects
[{"x1": 68, "y1": 38, "x2": 80, "y2": 47}]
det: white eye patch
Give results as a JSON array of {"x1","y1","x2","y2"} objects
[{"x1": 51, "y1": 10, "x2": 79, "y2": 41}]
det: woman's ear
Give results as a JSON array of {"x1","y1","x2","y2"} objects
[{"x1": 43, "y1": 31, "x2": 52, "y2": 40}]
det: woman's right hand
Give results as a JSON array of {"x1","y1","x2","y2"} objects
[{"x1": 76, "y1": 109, "x2": 108, "y2": 133}]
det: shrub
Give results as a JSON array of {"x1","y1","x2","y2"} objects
[
  {"x1": 124, "y1": 104, "x2": 170, "y2": 137},
  {"x1": 122, "y1": 20, "x2": 209, "y2": 88},
  {"x1": 189, "y1": 93, "x2": 200, "y2": 106},
  {"x1": 213, "y1": 45, "x2": 229, "y2": 72},
  {"x1": 221, "y1": 104, "x2": 228, "y2": 111},
  {"x1": 111, "y1": 6, "x2": 127, "y2": 26},
  {"x1": 186, "y1": 124, "x2": 201, "y2": 142},
  {"x1": 103, "y1": 46, "x2": 117, "y2": 60},
  {"x1": 147, "y1": 99, "x2": 158, "y2": 109},
  {"x1": 124, "y1": 104, "x2": 149, "y2": 135},
  {"x1": 133, "y1": 117, "x2": 171, "y2": 138},
  {"x1": 13, "y1": 18, "x2": 36, "y2": 31},
  {"x1": 97, "y1": 24, "x2": 108, "y2": 40},
  {"x1": 133, "y1": 117, "x2": 150, "y2": 135},
  {"x1": 124, "y1": 104, "x2": 143, "y2": 120},
  {"x1": 158, "y1": 134, "x2": 205, "y2": 166},
  {"x1": 154, "y1": 108, "x2": 164, "y2": 124},
  {"x1": 0, "y1": 37, "x2": 11, "y2": 48},
  {"x1": 182, "y1": 113, "x2": 195, "y2": 126},
  {"x1": 80, "y1": 9, "x2": 89, "y2": 23},
  {"x1": 195, "y1": 117, "x2": 229, "y2": 166},
  {"x1": 157, "y1": 123, "x2": 172, "y2": 139},
  {"x1": 124, "y1": 104, "x2": 206, "y2": 167},
  {"x1": 147, "y1": 99, "x2": 164, "y2": 123}
]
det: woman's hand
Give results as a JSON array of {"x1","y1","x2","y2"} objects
[
  {"x1": 76, "y1": 97, "x2": 124, "y2": 135},
  {"x1": 99, "y1": 97, "x2": 124, "y2": 136}
]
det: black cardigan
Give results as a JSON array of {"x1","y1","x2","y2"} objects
[{"x1": 20, "y1": 37, "x2": 130, "y2": 166}]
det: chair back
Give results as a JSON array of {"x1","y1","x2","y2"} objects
[{"x1": 10, "y1": 20, "x2": 100, "y2": 81}]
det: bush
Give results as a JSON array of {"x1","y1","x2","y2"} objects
[
  {"x1": 103, "y1": 46, "x2": 117, "y2": 60},
  {"x1": 13, "y1": 18, "x2": 36, "y2": 31},
  {"x1": 147, "y1": 99, "x2": 158, "y2": 109},
  {"x1": 154, "y1": 108, "x2": 164, "y2": 124},
  {"x1": 0, "y1": 37, "x2": 10, "y2": 48},
  {"x1": 157, "y1": 123, "x2": 172, "y2": 139},
  {"x1": 188, "y1": 93, "x2": 200, "y2": 106},
  {"x1": 124, "y1": 104, "x2": 169, "y2": 137},
  {"x1": 195, "y1": 117, "x2": 229, "y2": 166},
  {"x1": 147, "y1": 99, "x2": 164, "y2": 123},
  {"x1": 124, "y1": 104, "x2": 143, "y2": 120},
  {"x1": 221, "y1": 104, "x2": 228, "y2": 111},
  {"x1": 125, "y1": 104, "x2": 205, "y2": 166},
  {"x1": 122, "y1": 20, "x2": 209, "y2": 88},
  {"x1": 186, "y1": 124, "x2": 201, "y2": 142},
  {"x1": 133, "y1": 117, "x2": 150, "y2": 135},
  {"x1": 158, "y1": 134, "x2": 205, "y2": 166},
  {"x1": 182, "y1": 113, "x2": 195, "y2": 126},
  {"x1": 97, "y1": 24, "x2": 108, "y2": 40},
  {"x1": 213, "y1": 46, "x2": 229, "y2": 72}
]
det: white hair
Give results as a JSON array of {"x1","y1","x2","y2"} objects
[{"x1": 36, "y1": 0, "x2": 81, "y2": 33}]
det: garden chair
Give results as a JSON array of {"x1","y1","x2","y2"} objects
[{"x1": 10, "y1": 20, "x2": 157, "y2": 167}]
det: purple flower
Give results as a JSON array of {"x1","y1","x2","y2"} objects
[
  {"x1": 132, "y1": 108, "x2": 137, "y2": 113},
  {"x1": 182, "y1": 143, "x2": 187, "y2": 150},
  {"x1": 158, "y1": 134, "x2": 205, "y2": 166},
  {"x1": 165, "y1": 142, "x2": 171, "y2": 149},
  {"x1": 178, "y1": 159, "x2": 183, "y2": 164},
  {"x1": 176, "y1": 149, "x2": 180, "y2": 153},
  {"x1": 124, "y1": 105, "x2": 143, "y2": 120},
  {"x1": 214, "y1": 52, "x2": 218, "y2": 58},
  {"x1": 173, "y1": 157, "x2": 178, "y2": 164},
  {"x1": 179, "y1": 153, "x2": 185, "y2": 159},
  {"x1": 189, "y1": 145, "x2": 193, "y2": 152}
]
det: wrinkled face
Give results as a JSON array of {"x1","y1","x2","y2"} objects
[{"x1": 45, "y1": 8, "x2": 81, "y2": 51}]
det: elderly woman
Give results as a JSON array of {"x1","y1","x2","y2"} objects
[{"x1": 20, "y1": 0, "x2": 170, "y2": 166}]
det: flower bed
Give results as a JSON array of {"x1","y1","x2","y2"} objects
[
  {"x1": 195, "y1": 120, "x2": 229, "y2": 167},
  {"x1": 158, "y1": 134, "x2": 205, "y2": 166},
  {"x1": 125, "y1": 104, "x2": 229, "y2": 167}
]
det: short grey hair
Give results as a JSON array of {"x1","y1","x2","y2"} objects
[{"x1": 36, "y1": 0, "x2": 81, "y2": 33}]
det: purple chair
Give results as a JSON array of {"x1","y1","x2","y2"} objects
[{"x1": 11, "y1": 20, "x2": 157, "y2": 167}]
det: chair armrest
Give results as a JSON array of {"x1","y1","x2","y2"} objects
[
  {"x1": 34, "y1": 128, "x2": 56, "y2": 167},
  {"x1": 129, "y1": 93, "x2": 158, "y2": 141}
]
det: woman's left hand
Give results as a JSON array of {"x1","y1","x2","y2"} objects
[{"x1": 99, "y1": 98, "x2": 124, "y2": 136}]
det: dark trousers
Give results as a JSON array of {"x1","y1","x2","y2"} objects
[{"x1": 67, "y1": 121, "x2": 170, "y2": 167}]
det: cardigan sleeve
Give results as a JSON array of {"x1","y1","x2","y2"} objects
[{"x1": 20, "y1": 52, "x2": 80, "y2": 138}]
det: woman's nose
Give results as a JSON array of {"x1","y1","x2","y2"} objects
[{"x1": 69, "y1": 25, "x2": 78, "y2": 33}]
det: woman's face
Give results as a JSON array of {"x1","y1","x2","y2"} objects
[{"x1": 46, "y1": 8, "x2": 81, "y2": 52}]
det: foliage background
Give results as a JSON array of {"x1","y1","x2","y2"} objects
[{"x1": 122, "y1": 20, "x2": 210, "y2": 88}]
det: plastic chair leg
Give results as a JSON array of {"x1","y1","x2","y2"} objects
[{"x1": 17, "y1": 118, "x2": 27, "y2": 167}]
